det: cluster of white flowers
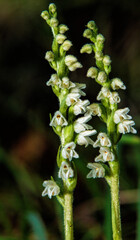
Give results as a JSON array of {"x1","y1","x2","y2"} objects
[
  {"x1": 41, "y1": 5, "x2": 98, "y2": 199},
  {"x1": 114, "y1": 108, "x2": 137, "y2": 134}
]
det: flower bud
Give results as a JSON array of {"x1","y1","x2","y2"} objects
[
  {"x1": 95, "y1": 51, "x2": 103, "y2": 61},
  {"x1": 45, "y1": 51, "x2": 54, "y2": 62},
  {"x1": 103, "y1": 55, "x2": 111, "y2": 66},
  {"x1": 83, "y1": 29, "x2": 92, "y2": 39},
  {"x1": 50, "y1": 17, "x2": 59, "y2": 27},
  {"x1": 111, "y1": 78, "x2": 126, "y2": 90},
  {"x1": 96, "y1": 34, "x2": 105, "y2": 43},
  {"x1": 87, "y1": 67, "x2": 98, "y2": 78},
  {"x1": 80, "y1": 44, "x2": 93, "y2": 54},
  {"x1": 97, "y1": 71, "x2": 107, "y2": 84},
  {"x1": 87, "y1": 21, "x2": 97, "y2": 31},
  {"x1": 59, "y1": 24, "x2": 69, "y2": 34},
  {"x1": 56, "y1": 34, "x2": 67, "y2": 44},
  {"x1": 62, "y1": 40, "x2": 72, "y2": 51},
  {"x1": 65, "y1": 55, "x2": 77, "y2": 66},
  {"x1": 49, "y1": 3, "x2": 57, "y2": 14},
  {"x1": 41, "y1": 10, "x2": 50, "y2": 21}
]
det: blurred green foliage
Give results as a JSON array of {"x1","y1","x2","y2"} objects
[{"x1": 0, "y1": 0, "x2": 140, "y2": 239}]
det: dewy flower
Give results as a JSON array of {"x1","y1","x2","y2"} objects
[
  {"x1": 97, "y1": 87, "x2": 111, "y2": 100},
  {"x1": 87, "y1": 163, "x2": 105, "y2": 178},
  {"x1": 74, "y1": 114, "x2": 92, "y2": 133},
  {"x1": 109, "y1": 92, "x2": 121, "y2": 104},
  {"x1": 114, "y1": 108, "x2": 132, "y2": 124},
  {"x1": 73, "y1": 99, "x2": 90, "y2": 115},
  {"x1": 58, "y1": 161, "x2": 74, "y2": 179},
  {"x1": 46, "y1": 74, "x2": 61, "y2": 87},
  {"x1": 95, "y1": 147, "x2": 115, "y2": 163},
  {"x1": 93, "y1": 132, "x2": 111, "y2": 148},
  {"x1": 66, "y1": 92, "x2": 81, "y2": 106},
  {"x1": 60, "y1": 77, "x2": 75, "y2": 89},
  {"x1": 77, "y1": 130, "x2": 97, "y2": 147},
  {"x1": 42, "y1": 180, "x2": 60, "y2": 198},
  {"x1": 50, "y1": 111, "x2": 68, "y2": 127},
  {"x1": 118, "y1": 120, "x2": 137, "y2": 134},
  {"x1": 111, "y1": 78, "x2": 126, "y2": 90},
  {"x1": 87, "y1": 103, "x2": 102, "y2": 117},
  {"x1": 62, "y1": 142, "x2": 79, "y2": 161}
]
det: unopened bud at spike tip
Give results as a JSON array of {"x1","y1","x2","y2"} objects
[
  {"x1": 49, "y1": 3, "x2": 57, "y2": 14},
  {"x1": 41, "y1": 10, "x2": 50, "y2": 21}
]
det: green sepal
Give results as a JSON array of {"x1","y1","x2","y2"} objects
[
  {"x1": 52, "y1": 38, "x2": 59, "y2": 56},
  {"x1": 68, "y1": 106, "x2": 75, "y2": 123},
  {"x1": 49, "y1": 61, "x2": 57, "y2": 71},
  {"x1": 57, "y1": 145, "x2": 62, "y2": 167},
  {"x1": 57, "y1": 57, "x2": 67, "y2": 78},
  {"x1": 56, "y1": 194, "x2": 64, "y2": 207},
  {"x1": 64, "y1": 162, "x2": 77, "y2": 192},
  {"x1": 99, "y1": 104, "x2": 107, "y2": 122},
  {"x1": 62, "y1": 124, "x2": 74, "y2": 145},
  {"x1": 52, "y1": 85, "x2": 60, "y2": 97},
  {"x1": 104, "y1": 65, "x2": 111, "y2": 75},
  {"x1": 96, "y1": 60, "x2": 104, "y2": 70}
]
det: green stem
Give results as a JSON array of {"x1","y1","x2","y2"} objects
[
  {"x1": 64, "y1": 192, "x2": 74, "y2": 240},
  {"x1": 109, "y1": 160, "x2": 122, "y2": 240}
]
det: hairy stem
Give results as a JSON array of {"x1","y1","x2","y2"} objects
[
  {"x1": 64, "y1": 192, "x2": 74, "y2": 240},
  {"x1": 109, "y1": 160, "x2": 122, "y2": 240}
]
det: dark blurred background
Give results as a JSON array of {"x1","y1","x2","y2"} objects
[{"x1": 0, "y1": 0, "x2": 140, "y2": 239}]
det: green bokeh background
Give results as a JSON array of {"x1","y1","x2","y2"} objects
[{"x1": 0, "y1": 0, "x2": 140, "y2": 239}]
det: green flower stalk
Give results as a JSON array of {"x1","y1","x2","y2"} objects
[
  {"x1": 41, "y1": 4, "x2": 96, "y2": 240},
  {"x1": 81, "y1": 21, "x2": 137, "y2": 240}
]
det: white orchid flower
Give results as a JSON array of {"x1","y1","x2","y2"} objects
[
  {"x1": 46, "y1": 74, "x2": 61, "y2": 87},
  {"x1": 97, "y1": 87, "x2": 111, "y2": 100},
  {"x1": 114, "y1": 108, "x2": 132, "y2": 124},
  {"x1": 111, "y1": 78, "x2": 126, "y2": 90},
  {"x1": 50, "y1": 111, "x2": 68, "y2": 127},
  {"x1": 74, "y1": 114, "x2": 92, "y2": 133},
  {"x1": 60, "y1": 77, "x2": 75, "y2": 89},
  {"x1": 62, "y1": 142, "x2": 79, "y2": 161},
  {"x1": 87, "y1": 163, "x2": 105, "y2": 178},
  {"x1": 95, "y1": 147, "x2": 115, "y2": 163},
  {"x1": 87, "y1": 103, "x2": 102, "y2": 117},
  {"x1": 66, "y1": 93, "x2": 81, "y2": 106},
  {"x1": 109, "y1": 92, "x2": 120, "y2": 104},
  {"x1": 73, "y1": 99, "x2": 90, "y2": 115},
  {"x1": 58, "y1": 161, "x2": 74, "y2": 179},
  {"x1": 118, "y1": 120, "x2": 137, "y2": 134},
  {"x1": 77, "y1": 129, "x2": 97, "y2": 147},
  {"x1": 93, "y1": 132, "x2": 111, "y2": 148},
  {"x1": 42, "y1": 180, "x2": 60, "y2": 198}
]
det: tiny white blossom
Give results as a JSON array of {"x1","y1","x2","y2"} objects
[
  {"x1": 87, "y1": 103, "x2": 102, "y2": 117},
  {"x1": 73, "y1": 99, "x2": 90, "y2": 115},
  {"x1": 58, "y1": 161, "x2": 74, "y2": 179},
  {"x1": 77, "y1": 130, "x2": 97, "y2": 147},
  {"x1": 87, "y1": 163, "x2": 105, "y2": 178},
  {"x1": 62, "y1": 40, "x2": 73, "y2": 51},
  {"x1": 118, "y1": 120, "x2": 137, "y2": 134},
  {"x1": 114, "y1": 108, "x2": 132, "y2": 124},
  {"x1": 97, "y1": 71, "x2": 107, "y2": 84},
  {"x1": 97, "y1": 87, "x2": 111, "y2": 100},
  {"x1": 41, "y1": 10, "x2": 50, "y2": 21},
  {"x1": 46, "y1": 74, "x2": 61, "y2": 87},
  {"x1": 42, "y1": 180, "x2": 60, "y2": 198},
  {"x1": 56, "y1": 34, "x2": 67, "y2": 44},
  {"x1": 66, "y1": 93, "x2": 81, "y2": 106},
  {"x1": 95, "y1": 51, "x2": 103, "y2": 61},
  {"x1": 50, "y1": 111, "x2": 68, "y2": 127},
  {"x1": 80, "y1": 44, "x2": 93, "y2": 54},
  {"x1": 68, "y1": 62, "x2": 83, "y2": 71},
  {"x1": 109, "y1": 92, "x2": 121, "y2": 104},
  {"x1": 74, "y1": 114, "x2": 92, "y2": 133},
  {"x1": 87, "y1": 67, "x2": 98, "y2": 79},
  {"x1": 70, "y1": 87, "x2": 86, "y2": 96},
  {"x1": 111, "y1": 78, "x2": 126, "y2": 90},
  {"x1": 59, "y1": 24, "x2": 69, "y2": 34},
  {"x1": 93, "y1": 132, "x2": 111, "y2": 148},
  {"x1": 65, "y1": 55, "x2": 78, "y2": 66},
  {"x1": 50, "y1": 18, "x2": 59, "y2": 27},
  {"x1": 96, "y1": 34, "x2": 105, "y2": 43},
  {"x1": 45, "y1": 51, "x2": 54, "y2": 62},
  {"x1": 60, "y1": 77, "x2": 75, "y2": 89},
  {"x1": 62, "y1": 142, "x2": 79, "y2": 161},
  {"x1": 103, "y1": 55, "x2": 111, "y2": 65},
  {"x1": 95, "y1": 147, "x2": 115, "y2": 163}
]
